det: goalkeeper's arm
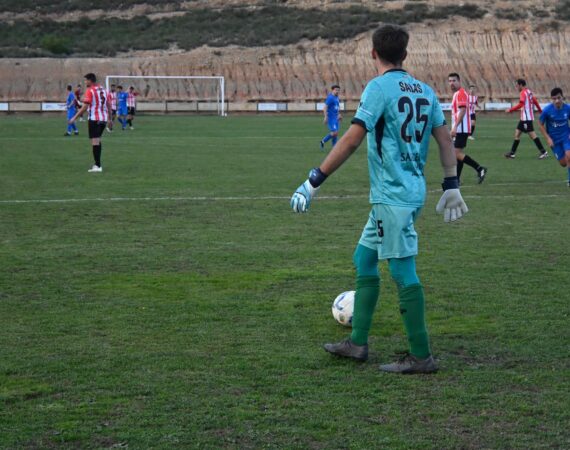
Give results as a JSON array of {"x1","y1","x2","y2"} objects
[
  {"x1": 432, "y1": 125, "x2": 468, "y2": 222},
  {"x1": 290, "y1": 124, "x2": 366, "y2": 213},
  {"x1": 432, "y1": 124, "x2": 457, "y2": 179},
  {"x1": 318, "y1": 123, "x2": 367, "y2": 180}
]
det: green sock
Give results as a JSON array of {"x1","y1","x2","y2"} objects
[
  {"x1": 350, "y1": 276, "x2": 380, "y2": 346},
  {"x1": 398, "y1": 284, "x2": 431, "y2": 358}
]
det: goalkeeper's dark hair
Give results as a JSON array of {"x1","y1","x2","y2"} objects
[
  {"x1": 84, "y1": 73, "x2": 97, "y2": 83},
  {"x1": 331, "y1": 84, "x2": 340, "y2": 90},
  {"x1": 551, "y1": 87, "x2": 563, "y2": 97},
  {"x1": 66, "y1": 84, "x2": 72, "y2": 91},
  {"x1": 516, "y1": 78, "x2": 526, "y2": 86},
  {"x1": 372, "y1": 24, "x2": 409, "y2": 65},
  {"x1": 448, "y1": 72, "x2": 461, "y2": 80}
]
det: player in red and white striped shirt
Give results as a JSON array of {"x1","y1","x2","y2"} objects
[
  {"x1": 448, "y1": 73, "x2": 487, "y2": 184},
  {"x1": 504, "y1": 79, "x2": 548, "y2": 159},
  {"x1": 467, "y1": 84, "x2": 479, "y2": 140},
  {"x1": 68, "y1": 73, "x2": 112, "y2": 172},
  {"x1": 126, "y1": 86, "x2": 138, "y2": 130}
]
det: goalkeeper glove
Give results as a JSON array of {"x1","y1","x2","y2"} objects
[
  {"x1": 290, "y1": 168, "x2": 327, "y2": 213},
  {"x1": 435, "y1": 176, "x2": 468, "y2": 223}
]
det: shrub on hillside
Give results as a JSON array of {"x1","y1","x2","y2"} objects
[{"x1": 40, "y1": 35, "x2": 71, "y2": 55}]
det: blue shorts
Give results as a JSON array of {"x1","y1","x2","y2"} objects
[
  {"x1": 358, "y1": 204, "x2": 422, "y2": 260},
  {"x1": 327, "y1": 119, "x2": 339, "y2": 132},
  {"x1": 552, "y1": 137, "x2": 570, "y2": 160}
]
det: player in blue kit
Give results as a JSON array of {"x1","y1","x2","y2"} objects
[
  {"x1": 291, "y1": 24, "x2": 468, "y2": 374},
  {"x1": 64, "y1": 85, "x2": 79, "y2": 136},
  {"x1": 116, "y1": 85, "x2": 129, "y2": 130},
  {"x1": 320, "y1": 85, "x2": 342, "y2": 150},
  {"x1": 538, "y1": 87, "x2": 570, "y2": 187}
]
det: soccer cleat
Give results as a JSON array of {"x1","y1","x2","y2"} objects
[
  {"x1": 538, "y1": 151, "x2": 549, "y2": 159},
  {"x1": 323, "y1": 338, "x2": 368, "y2": 362},
  {"x1": 129, "y1": 126, "x2": 134, "y2": 130},
  {"x1": 504, "y1": 152, "x2": 516, "y2": 159},
  {"x1": 477, "y1": 166, "x2": 487, "y2": 184},
  {"x1": 74, "y1": 131, "x2": 79, "y2": 135},
  {"x1": 567, "y1": 180, "x2": 570, "y2": 188},
  {"x1": 64, "y1": 132, "x2": 71, "y2": 137},
  {"x1": 319, "y1": 140, "x2": 325, "y2": 151},
  {"x1": 87, "y1": 165, "x2": 103, "y2": 173},
  {"x1": 468, "y1": 136, "x2": 475, "y2": 140},
  {"x1": 379, "y1": 353, "x2": 438, "y2": 374}
]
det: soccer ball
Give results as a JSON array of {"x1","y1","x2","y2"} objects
[{"x1": 331, "y1": 290, "x2": 355, "y2": 327}]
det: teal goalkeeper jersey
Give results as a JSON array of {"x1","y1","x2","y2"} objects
[{"x1": 352, "y1": 69, "x2": 446, "y2": 207}]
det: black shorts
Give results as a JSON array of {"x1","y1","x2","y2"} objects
[
  {"x1": 112, "y1": 109, "x2": 117, "y2": 119},
  {"x1": 517, "y1": 120, "x2": 534, "y2": 133},
  {"x1": 88, "y1": 120, "x2": 107, "y2": 139},
  {"x1": 470, "y1": 113, "x2": 476, "y2": 121},
  {"x1": 453, "y1": 133, "x2": 469, "y2": 149},
  {"x1": 127, "y1": 107, "x2": 136, "y2": 116}
]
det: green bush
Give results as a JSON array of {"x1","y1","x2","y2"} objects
[
  {"x1": 558, "y1": 0, "x2": 570, "y2": 20},
  {"x1": 495, "y1": 8, "x2": 527, "y2": 20},
  {"x1": 40, "y1": 35, "x2": 71, "y2": 55}
]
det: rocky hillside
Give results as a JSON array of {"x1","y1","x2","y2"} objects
[{"x1": 1, "y1": 0, "x2": 568, "y2": 102}]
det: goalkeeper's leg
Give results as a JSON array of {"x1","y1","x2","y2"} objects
[
  {"x1": 388, "y1": 256, "x2": 431, "y2": 359},
  {"x1": 350, "y1": 244, "x2": 380, "y2": 346}
]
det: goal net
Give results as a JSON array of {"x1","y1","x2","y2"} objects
[{"x1": 104, "y1": 75, "x2": 226, "y2": 116}]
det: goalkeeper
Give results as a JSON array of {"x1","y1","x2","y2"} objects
[{"x1": 290, "y1": 24, "x2": 468, "y2": 374}]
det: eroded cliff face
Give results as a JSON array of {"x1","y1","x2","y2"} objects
[{"x1": 1, "y1": 18, "x2": 568, "y2": 102}]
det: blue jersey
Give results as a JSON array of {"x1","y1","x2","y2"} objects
[
  {"x1": 539, "y1": 103, "x2": 570, "y2": 143},
  {"x1": 325, "y1": 93, "x2": 340, "y2": 121},
  {"x1": 66, "y1": 92, "x2": 76, "y2": 113},
  {"x1": 352, "y1": 69, "x2": 446, "y2": 207},
  {"x1": 117, "y1": 91, "x2": 128, "y2": 110}
]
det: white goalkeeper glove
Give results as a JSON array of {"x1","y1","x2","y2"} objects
[
  {"x1": 290, "y1": 168, "x2": 327, "y2": 213},
  {"x1": 436, "y1": 176, "x2": 468, "y2": 223}
]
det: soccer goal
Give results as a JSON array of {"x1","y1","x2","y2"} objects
[{"x1": 104, "y1": 75, "x2": 226, "y2": 116}]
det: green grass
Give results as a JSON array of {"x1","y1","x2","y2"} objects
[{"x1": 0, "y1": 114, "x2": 569, "y2": 449}]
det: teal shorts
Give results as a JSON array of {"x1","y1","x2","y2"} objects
[{"x1": 358, "y1": 204, "x2": 421, "y2": 260}]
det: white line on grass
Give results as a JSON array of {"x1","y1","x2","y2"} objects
[{"x1": 0, "y1": 190, "x2": 567, "y2": 205}]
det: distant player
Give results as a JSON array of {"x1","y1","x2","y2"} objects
[
  {"x1": 68, "y1": 73, "x2": 112, "y2": 172},
  {"x1": 448, "y1": 73, "x2": 487, "y2": 184},
  {"x1": 467, "y1": 84, "x2": 479, "y2": 140},
  {"x1": 126, "y1": 86, "x2": 138, "y2": 130},
  {"x1": 107, "y1": 84, "x2": 117, "y2": 132},
  {"x1": 74, "y1": 84, "x2": 84, "y2": 122},
  {"x1": 319, "y1": 84, "x2": 342, "y2": 150},
  {"x1": 538, "y1": 87, "x2": 570, "y2": 187},
  {"x1": 64, "y1": 85, "x2": 79, "y2": 137},
  {"x1": 292, "y1": 24, "x2": 469, "y2": 374},
  {"x1": 504, "y1": 79, "x2": 548, "y2": 159},
  {"x1": 116, "y1": 85, "x2": 129, "y2": 130}
]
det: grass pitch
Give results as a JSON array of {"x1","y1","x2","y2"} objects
[{"x1": 0, "y1": 114, "x2": 569, "y2": 449}]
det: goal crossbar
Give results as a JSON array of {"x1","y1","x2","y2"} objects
[{"x1": 105, "y1": 75, "x2": 226, "y2": 116}]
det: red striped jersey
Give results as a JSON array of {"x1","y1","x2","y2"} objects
[
  {"x1": 127, "y1": 91, "x2": 137, "y2": 108},
  {"x1": 510, "y1": 88, "x2": 542, "y2": 121},
  {"x1": 108, "y1": 91, "x2": 117, "y2": 110},
  {"x1": 468, "y1": 94, "x2": 478, "y2": 115},
  {"x1": 83, "y1": 84, "x2": 109, "y2": 121},
  {"x1": 451, "y1": 87, "x2": 471, "y2": 133}
]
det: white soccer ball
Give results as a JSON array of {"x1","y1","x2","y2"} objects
[{"x1": 332, "y1": 290, "x2": 355, "y2": 327}]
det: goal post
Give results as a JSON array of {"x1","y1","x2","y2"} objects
[{"x1": 104, "y1": 75, "x2": 226, "y2": 116}]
